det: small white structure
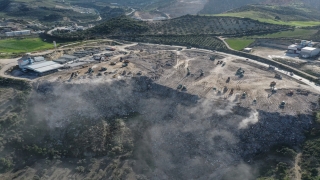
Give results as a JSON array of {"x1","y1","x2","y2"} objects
[
  {"x1": 287, "y1": 44, "x2": 302, "y2": 54},
  {"x1": 300, "y1": 47, "x2": 320, "y2": 58},
  {"x1": 5, "y1": 30, "x2": 31, "y2": 36},
  {"x1": 243, "y1": 48, "x2": 252, "y2": 53}
]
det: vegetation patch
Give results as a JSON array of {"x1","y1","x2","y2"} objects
[
  {"x1": 119, "y1": 35, "x2": 227, "y2": 51},
  {"x1": 0, "y1": 38, "x2": 55, "y2": 54},
  {"x1": 225, "y1": 38, "x2": 254, "y2": 50}
]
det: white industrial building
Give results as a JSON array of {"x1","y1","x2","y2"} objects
[
  {"x1": 5, "y1": 30, "x2": 31, "y2": 36},
  {"x1": 18, "y1": 55, "x2": 63, "y2": 76},
  {"x1": 287, "y1": 40, "x2": 314, "y2": 54},
  {"x1": 300, "y1": 47, "x2": 320, "y2": 58}
]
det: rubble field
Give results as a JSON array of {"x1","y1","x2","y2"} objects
[{"x1": 5, "y1": 43, "x2": 319, "y2": 180}]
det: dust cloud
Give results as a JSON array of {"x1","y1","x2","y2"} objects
[{"x1": 26, "y1": 76, "x2": 313, "y2": 179}]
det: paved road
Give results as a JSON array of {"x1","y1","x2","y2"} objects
[{"x1": 0, "y1": 58, "x2": 30, "y2": 81}]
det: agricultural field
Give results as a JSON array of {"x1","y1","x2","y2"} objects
[
  {"x1": 0, "y1": 38, "x2": 55, "y2": 54},
  {"x1": 225, "y1": 29, "x2": 317, "y2": 51},
  {"x1": 225, "y1": 38, "x2": 254, "y2": 50},
  {"x1": 146, "y1": 15, "x2": 289, "y2": 36}
]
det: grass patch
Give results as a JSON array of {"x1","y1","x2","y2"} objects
[
  {"x1": 246, "y1": 29, "x2": 317, "y2": 39},
  {"x1": 0, "y1": 38, "x2": 55, "y2": 54},
  {"x1": 225, "y1": 38, "x2": 254, "y2": 50}
]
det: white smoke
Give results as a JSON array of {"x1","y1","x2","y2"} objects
[{"x1": 238, "y1": 110, "x2": 259, "y2": 129}]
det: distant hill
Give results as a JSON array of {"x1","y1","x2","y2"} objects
[
  {"x1": 213, "y1": 4, "x2": 320, "y2": 26},
  {"x1": 225, "y1": 4, "x2": 320, "y2": 21},
  {"x1": 199, "y1": 0, "x2": 320, "y2": 14},
  {"x1": 51, "y1": 15, "x2": 290, "y2": 40}
]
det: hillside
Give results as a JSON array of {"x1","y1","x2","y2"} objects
[
  {"x1": 51, "y1": 15, "x2": 290, "y2": 40},
  {"x1": 199, "y1": 0, "x2": 320, "y2": 15},
  {"x1": 214, "y1": 4, "x2": 320, "y2": 26}
]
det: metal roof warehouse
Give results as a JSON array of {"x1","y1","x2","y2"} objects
[{"x1": 25, "y1": 61, "x2": 63, "y2": 74}]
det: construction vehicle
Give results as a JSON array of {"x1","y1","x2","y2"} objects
[
  {"x1": 222, "y1": 62, "x2": 226, "y2": 67},
  {"x1": 200, "y1": 70, "x2": 204, "y2": 77},
  {"x1": 242, "y1": 92, "x2": 247, "y2": 98},
  {"x1": 269, "y1": 65, "x2": 275, "y2": 70},
  {"x1": 229, "y1": 88, "x2": 234, "y2": 95},
  {"x1": 106, "y1": 47, "x2": 116, "y2": 51},
  {"x1": 87, "y1": 67, "x2": 94, "y2": 74},
  {"x1": 100, "y1": 67, "x2": 107, "y2": 71},
  {"x1": 223, "y1": 86, "x2": 228, "y2": 93},
  {"x1": 110, "y1": 62, "x2": 116, "y2": 65},
  {"x1": 280, "y1": 101, "x2": 286, "y2": 107},
  {"x1": 181, "y1": 86, "x2": 187, "y2": 91},
  {"x1": 137, "y1": 71, "x2": 142, "y2": 76},
  {"x1": 210, "y1": 56, "x2": 215, "y2": 61},
  {"x1": 275, "y1": 74, "x2": 282, "y2": 80},
  {"x1": 177, "y1": 84, "x2": 183, "y2": 89},
  {"x1": 226, "y1": 77, "x2": 230, "y2": 83},
  {"x1": 236, "y1": 68, "x2": 245, "y2": 77},
  {"x1": 122, "y1": 63, "x2": 128, "y2": 67},
  {"x1": 270, "y1": 81, "x2": 276, "y2": 87},
  {"x1": 187, "y1": 68, "x2": 190, "y2": 76},
  {"x1": 288, "y1": 90, "x2": 294, "y2": 96}
]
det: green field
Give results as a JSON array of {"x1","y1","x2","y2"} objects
[
  {"x1": 247, "y1": 29, "x2": 318, "y2": 39},
  {"x1": 0, "y1": 38, "x2": 55, "y2": 53},
  {"x1": 213, "y1": 11, "x2": 320, "y2": 27},
  {"x1": 225, "y1": 29, "x2": 317, "y2": 50},
  {"x1": 225, "y1": 38, "x2": 254, "y2": 50}
]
